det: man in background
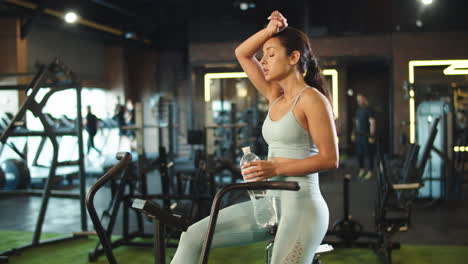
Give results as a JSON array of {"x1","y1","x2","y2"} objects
[
  {"x1": 354, "y1": 94, "x2": 376, "y2": 180},
  {"x1": 85, "y1": 105, "x2": 101, "y2": 155}
]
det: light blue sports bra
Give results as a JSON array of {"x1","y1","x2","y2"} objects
[{"x1": 262, "y1": 86, "x2": 319, "y2": 161}]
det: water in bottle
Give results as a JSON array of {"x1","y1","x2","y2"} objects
[
  {"x1": 239, "y1": 146, "x2": 265, "y2": 198},
  {"x1": 240, "y1": 146, "x2": 278, "y2": 228}
]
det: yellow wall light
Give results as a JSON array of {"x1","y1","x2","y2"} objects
[
  {"x1": 204, "y1": 72, "x2": 247, "y2": 102},
  {"x1": 323, "y1": 69, "x2": 339, "y2": 119},
  {"x1": 453, "y1": 146, "x2": 468, "y2": 152},
  {"x1": 443, "y1": 61, "x2": 468, "y2": 75},
  {"x1": 408, "y1": 60, "x2": 468, "y2": 143},
  {"x1": 204, "y1": 69, "x2": 339, "y2": 118}
]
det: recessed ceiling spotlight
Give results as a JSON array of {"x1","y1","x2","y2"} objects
[
  {"x1": 64, "y1": 11, "x2": 79, "y2": 24},
  {"x1": 416, "y1": 19, "x2": 423, "y2": 28},
  {"x1": 239, "y1": 2, "x2": 248, "y2": 11},
  {"x1": 421, "y1": 0, "x2": 433, "y2": 5},
  {"x1": 124, "y1": 32, "x2": 136, "y2": 39},
  {"x1": 238, "y1": 1, "x2": 255, "y2": 11}
]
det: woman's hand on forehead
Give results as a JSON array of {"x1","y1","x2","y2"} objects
[
  {"x1": 266, "y1": 10, "x2": 288, "y2": 34},
  {"x1": 268, "y1": 11, "x2": 287, "y2": 24}
]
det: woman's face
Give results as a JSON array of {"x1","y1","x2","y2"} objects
[{"x1": 260, "y1": 37, "x2": 293, "y2": 82}]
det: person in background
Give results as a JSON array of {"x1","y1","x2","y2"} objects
[
  {"x1": 125, "y1": 99, "x2": 136, "y2": 139},
  {"x1": 84, "y1": 105, "x2": 101, "y2": 155},
  {"x1": 113, "y1": 96, "x2": 125, "y2": 149},
  {"x1": 354, "y1": 93, "x2": 376, "y2": 180},
  {"x1": 113, "y1": 96, "x2": 125, "y2": 136},
  {"x1": 125, "y1": 99, "x2": 137, "y2": 151}
]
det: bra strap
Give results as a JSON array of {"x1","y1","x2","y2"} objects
[
  {"x1": 290, "y1": 86, "x2": 310, "y2": 111},
  {"x1": 269, "y1": 94, "x2": 284, "y2": 110}
]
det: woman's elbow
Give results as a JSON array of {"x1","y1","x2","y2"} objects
[
  {"x1": 234, "y1": 47, "x2": 242, "y2": 58},
  {"x1": 234, "y1": 46, "x2": 251, "y2": 59},
  {"x1": 330, "y1": 156, "x2": 339, "y2": 169},
  {"x1": 324, "y1": 154, "x2": 339, "y2": 170}
]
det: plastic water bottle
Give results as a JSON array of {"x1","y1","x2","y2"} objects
[
  {"x1": 240, "y1": 146, "x2": 278, "y2": 228},
  {"x1": 240, "y1": 146, "x2": 266, "y2": 199}
]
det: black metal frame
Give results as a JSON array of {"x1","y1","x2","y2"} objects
[
  {"x1": 86, "y1": 153, "x2": 300, "y2": 264},
  {"x1": 375, "y1": 117, "x2": 440, "y2": 222},
  {"x1": 85, "y1": 100, "x2": 215, "y2": 262},
  {"x1": 324, "y1": 174, "x2": 386, "y2": 248},
  {"x1": 0, "y1": 59, "x2": 87, "y2": 259},
  {"x1": 85, "y1": 149, "x2": 209, "y2": 263},
  {"x1": 86, "y1": 152, "x2": 133, "y2": 264},
  {"x1": 323, "y1": 117, "x2": 441, "y2": 264},
  {"x1": 86, "y1": 156, "x2": 146, "y2": 262},
  {"x1": 131, "y1": 198, "x2": 191, "y2": 264},
  {"x1": 199, "y1": 181, "x2": 300, "y2": 264}
]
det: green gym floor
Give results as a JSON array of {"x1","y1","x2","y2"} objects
[
  {"x1": 1, "y1": 231, "x2": 467, "y2": 264},
  {"x1": 1, "y1": 158, "x2": 468, "y2": 263}
]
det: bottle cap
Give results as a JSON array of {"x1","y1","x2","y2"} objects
[{"x1": 242, "y1": 146, "x2": 251, "y2": 154}]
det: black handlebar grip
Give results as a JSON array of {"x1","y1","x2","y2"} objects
[{"x1": 243, "y1": 181, "x2": 300, "y2": 191}]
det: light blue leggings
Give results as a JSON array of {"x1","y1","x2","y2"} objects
[{"x1": 170, "y1": 178, "x2": 329, "y2": 264}]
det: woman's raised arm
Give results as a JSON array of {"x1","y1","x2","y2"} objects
[{"x1": 234, "y1": 11, "x2": 287, "y2": 103}]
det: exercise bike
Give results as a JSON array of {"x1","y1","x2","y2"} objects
[{"x1": 87, "y1": 152, "x2": 332, "y2": 264}]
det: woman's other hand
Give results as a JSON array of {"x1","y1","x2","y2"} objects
[
  {"x1": 266, "y1": 10, "x2": 288, "y2": 35},
  {"x1": 241, "y1": 159, "x2": 280, "y2": 182}
]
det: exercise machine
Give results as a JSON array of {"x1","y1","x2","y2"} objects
[
  {"x1": 86, "y1": 152, "x2": 304, "y2": 264},
  {"x1": 0, "y1": 59, "x2": 88, "y2": 261},
  {"x1": 85, "y1": 143, "x2": 213, "y2": 262},
  {"x1": 324, "y1": 117, "x2": 440, "y2": 264}
]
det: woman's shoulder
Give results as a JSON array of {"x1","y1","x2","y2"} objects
[
  {"x1": 299, "y1": 87, "x2": 334, "y2": 118},
  {"x1": 301, "y1": 87, "x2": 329, "y2": 105}
]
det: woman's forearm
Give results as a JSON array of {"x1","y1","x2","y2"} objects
[
  {"x1": 235, "y1": 10, "x2": 286, "y2": 58},
  {"x1": 274, "y1": 154, "x2": 339, "y2": 177},
  {"x1": 235, "y1": 28, "x2": 273, "y2": 58}
]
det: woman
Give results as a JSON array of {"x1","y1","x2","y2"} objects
[{"x1": 171, "y1": 10, "x2": 338, "y2": 264}]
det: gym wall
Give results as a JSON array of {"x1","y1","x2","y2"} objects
[
  {"x1": 188, "y1": 31, "x2": 468, "y2": 154},
  {"x1": 26, "y1": 21, "x2": 105, "y2": 87}
]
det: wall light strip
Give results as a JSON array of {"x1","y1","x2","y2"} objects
[
  {"x1": 204, "y1": 70, "x2": 339, "y2": 119},
  {"x1": 454, "y1": 146, "x2": 468, "y2": 152},
  {"x1": 409, "y1": 90, "x2": 415, "y2": 143},
  {"x1": 408, "y1": 60, "x2": 468, "y2": 143},
  {"x1": 443, "y1": 62, "x2": 468, "y2": 75},
  {"x1": 323, "y1": 69, "x2": 339, "y2": 119},
  {"x1": 204, "y1": 72, "x2": 247, "y2": 102}
]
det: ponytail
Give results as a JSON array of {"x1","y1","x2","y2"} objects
[
  {"x1": 304, "y1": 55, "x2": 331, "y2": 104},
  {"x1": 274, "y1": 27, "x2": 332, "y2": 104}
]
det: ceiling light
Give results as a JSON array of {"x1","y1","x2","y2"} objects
[
  {"x1": 421, "y1": 0, "x2": 433, "y2": 5},
  {"x1": 239, "y1": 2, "x2": 248, "y2": 11},
  {"x1": 416, "y1": 19, "x2": 423, "y2": 28},
  {"x1": 124, "y1": 32, "x2": 136, "y2": 39},
  {"x1": 64, "y1": 12, "x2": 78, "y2": 24},
  {"x1": 237, "y1": 1, "x2": 255, "y2": 11}
]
